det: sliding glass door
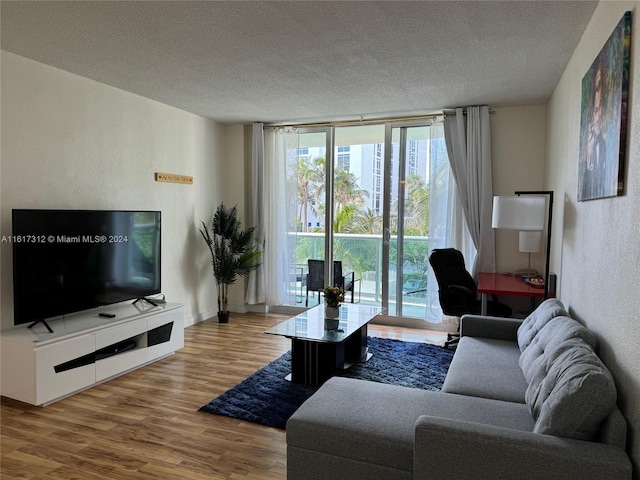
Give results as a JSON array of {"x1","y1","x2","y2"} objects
[
  {"x1": 292, "y1": 125, "x2": 386, "y2": 308},
  {"x1": 332, "y1": 125, "x2": 386, "y2": 308},
  {"x1": 279, "y1": 119, "x2": 453, "y2": 326},
  {"x1": 384, "y1": 124, "x2": 432, "y2": 317}
]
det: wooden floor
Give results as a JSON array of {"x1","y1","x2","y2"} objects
[{"x1": 0, "y1": 312, "x2": 446, "y2": 479}]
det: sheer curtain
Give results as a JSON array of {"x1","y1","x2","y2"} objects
[
  {"x1": 260, "y1": 127, "x2": 300, "y2": 306},
  {"x1": 443, "y1": 106, "x2": 495, "y2": 277},
  {"x1": 246, "y1": 122, "x2": 266, "y2": 305},
  {"x1": 425, "y1": 121, "x2": 474, "y2": 324}
]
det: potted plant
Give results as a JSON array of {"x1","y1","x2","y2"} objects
[
  {"x1": 323, "y1": 285, "x2": 344, "y2": 330},
  {"x1": 199, "y1": 203, "x2": 262, "y2": 323}
]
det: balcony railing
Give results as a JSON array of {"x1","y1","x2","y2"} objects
[{"x1": 289, "y1": 232, "x2": 432, "y2": 319}]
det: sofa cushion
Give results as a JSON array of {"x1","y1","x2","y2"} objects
[
  {"x1": 287, "y1": 377, "x2": 436, "y2": 473},
  {"x1": 442, "y1": 336, "x2": 528, "y2": 403},
  {"x1": 525, "y1": 337, "x2": 617, "y2": 440},
  {"x1": 517, "y1": 298, "x2": 567, "y2": 352},
  {"x1": 519, "y1": 315, "x2": 597, "y2": 380},
  {"x1": 418, "y1": 390, "x2": 535, "y2": 432}
]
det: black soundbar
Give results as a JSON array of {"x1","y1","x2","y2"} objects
[{"x1": 95, "y1": 339, "x2": 137, "y2": 360}]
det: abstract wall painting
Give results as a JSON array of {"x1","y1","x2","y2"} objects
[{"x1": 578, "y1": 11, "x2": 632, "y2": 202}]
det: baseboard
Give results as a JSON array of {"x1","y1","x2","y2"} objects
[
  {"x1": 244, "y1": 304, "x2": 270, "y2": 313},
  {"x1": 186, "y1": 306, "x2": 217, "y2": 327},
  {"x1": 186, "y1": 303, "x2": 269, "y2": 326},
  {"x1": 187, "y1": 303, "x2": 458, "y2": 334}
]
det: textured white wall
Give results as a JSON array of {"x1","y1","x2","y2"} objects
[
  {"x1": 546, "y1": 2, "x2": 640, "y2": 474},
  {"x1": 0, "y1": 51, "x2": 227, "y2": 330},
  {"x1": 491, "y1": 105, "x2": 548, "y2": 275}
]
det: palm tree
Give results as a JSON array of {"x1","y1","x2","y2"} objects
[
  {"x1": 333, "y1": 169, "x2": 369, "y2": 208},
  {"x1": 296, "y1": 156, "x2": 326, "y2": 231},
  {"x1": 404, "y1": 174, "x2": 430, "y2": 235},
  {"x1": 296, "y1": 158, "x2": 316, "y2": 232},
  {"x1": 348, "y1": 208, "x2": 382, "y2": 234},
  {"x1": 333, "y1": 203, "x2": 359, "y2": 233}
]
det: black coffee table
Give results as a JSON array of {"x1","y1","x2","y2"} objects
[{"x1": 265, "y1": 304, "x2": 384, "y2": 386}]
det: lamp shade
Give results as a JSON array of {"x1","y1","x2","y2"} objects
[
  {"x1": 491, "y1": 196, "x2": 545, "y2": 230},
  {"x1": 519, "y1": 230, "x2": 542, "y2": 253}
]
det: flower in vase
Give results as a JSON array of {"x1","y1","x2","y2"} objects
[{"x1": 323, "y1": 285, "x2": 345, "y2": 308}]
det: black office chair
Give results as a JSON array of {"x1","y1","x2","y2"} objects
[
  {"x1": 429, "y1": 248, "x2": 512, "y2": 348},
  {"x1": 306, "y1": 259, "x2": 359, "y2": 307}
]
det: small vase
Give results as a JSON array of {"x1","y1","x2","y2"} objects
[
  {"x1": 325, "y1": 305, "x2": 339, "y2": 318},
  {"x1": 324, "y1": 305, "x2": 340, "y2": 331}
]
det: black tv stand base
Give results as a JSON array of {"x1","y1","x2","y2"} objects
[
  {"x1": 28, "y1": 319, "x2": 54, "y2": 333},
  {"x1": 133, "y1": 297, "x2": 158, "y2": 307}
]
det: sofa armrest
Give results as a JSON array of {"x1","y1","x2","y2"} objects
[
  {"x1": 414, "y1": 416, "x2": 631, "y2": 480},
  {"x1": 460, "y1": 314, "x2": 522, "y2": 341}
]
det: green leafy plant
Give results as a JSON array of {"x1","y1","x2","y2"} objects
[
  {"x1": 199, "y1": 203, "x2": 262, "y2": 316},
  {"x1": 323, "y1": 285, "x2": 345, "y2": 308}
]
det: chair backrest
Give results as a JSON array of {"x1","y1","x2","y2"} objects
[
  {"x1": 333, "y1": 261, "x2": 345, "y2": 288},
  {"x1": 428, "y1": 248, "x2": 478, "y2": 315},
  {"x1": 307, "y1": 259, "x2": 325, "y2": 291},
  {"x1": 306, "y1": 259, "x2": 347, "y2": 290}
]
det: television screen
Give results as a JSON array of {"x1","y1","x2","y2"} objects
[{"x1": 12, "y1": 209, "x2": 161, "y2": 326}]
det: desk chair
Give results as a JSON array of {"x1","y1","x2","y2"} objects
[
  {"x1": 306, "y1": 259, "x2": 360, "y2": 307},
  {"x1": 429, "y1": 248, "x2": 512, "y2": 348}
]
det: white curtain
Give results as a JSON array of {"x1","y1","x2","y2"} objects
[
  {"x1": 245, "y1": 122, "x2": 266, "y2": 305},
  {"x1": 261, "y1": 127, "x2": 300, "y2": 306},
  {"x1": 443, "y1": 106, "x2": 495, "y2": 277},
  {"x1": 425, "y1": 122, "x2": 474, "y2": 324}
]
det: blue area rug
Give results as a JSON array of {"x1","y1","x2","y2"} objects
[{"x1": 199, "y1": 336, "x2": 454, "y2": 429}]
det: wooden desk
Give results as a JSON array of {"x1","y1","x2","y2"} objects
[{"x1": 477, "y1": 272, "x2": 554, "y2": 315}]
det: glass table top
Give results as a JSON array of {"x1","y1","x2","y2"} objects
[{"x1": 265, "y1": 303, "x2": 384, "y2": 343}]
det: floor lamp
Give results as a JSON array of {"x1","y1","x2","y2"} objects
[{"x1": 492, "y1": 191, "x2": 554, "y2": 299}]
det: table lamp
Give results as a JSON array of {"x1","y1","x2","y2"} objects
[
  {"x1": 492, "y1": 191, "x2": 554, "y2": 299},
  {"x1": 518, "y1": 230, "x2": 542, "y2": 276},
  {"x1": 491, "y1": 196, "x2": 545, "y2": 230}
]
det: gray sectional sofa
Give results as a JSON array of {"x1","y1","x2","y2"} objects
[{"x1": 286, "y1": 299, "x2": 632, "y2": 479}]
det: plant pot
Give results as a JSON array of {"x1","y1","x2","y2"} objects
[
  {"x1": 324, "y1": 305, "x2": 340, "y2": 331},
  {"x1": 325, "y1": 306, "x2": 340, "y2": 318},
  {"x1": 218, "y1": 311, "x2": 230, "y2": 323}
]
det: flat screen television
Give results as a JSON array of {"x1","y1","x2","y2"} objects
[{"x1": 12, "y1": 209, "x2": 161, "y2": 332}]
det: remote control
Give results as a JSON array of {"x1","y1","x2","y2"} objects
[{"x1": 99, "y1": 313, "x2": 116, "y2": 318}]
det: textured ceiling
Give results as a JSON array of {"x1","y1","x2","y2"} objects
[{"x1": 0, "y1": 1, "x2": 597, "y2": 125}]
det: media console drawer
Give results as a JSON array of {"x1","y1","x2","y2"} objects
[
  {"x1": 95, "y1": 318, "x2": 147, "y2": 350},
  {"x1": 96, "y1": 347, "x2": 147, "y2": 382},
  {"x1": 36, "y1": 333, "x2": 96, "y2": 404},
  {"x1": 148, "y1": 309, "x2": 184, "y2": 360}
]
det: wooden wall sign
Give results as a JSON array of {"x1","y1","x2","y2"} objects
[{"x1": 155, "y1": 172, "x2": 193, "y2": 185}]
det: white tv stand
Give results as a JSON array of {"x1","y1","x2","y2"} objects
[{"x1": 0, "y1": 302, "x2": 184, "y2": 406}]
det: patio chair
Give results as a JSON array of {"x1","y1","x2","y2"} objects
[{"x1": 305, "y1": 259, "x2": 360, "y2": 307}]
